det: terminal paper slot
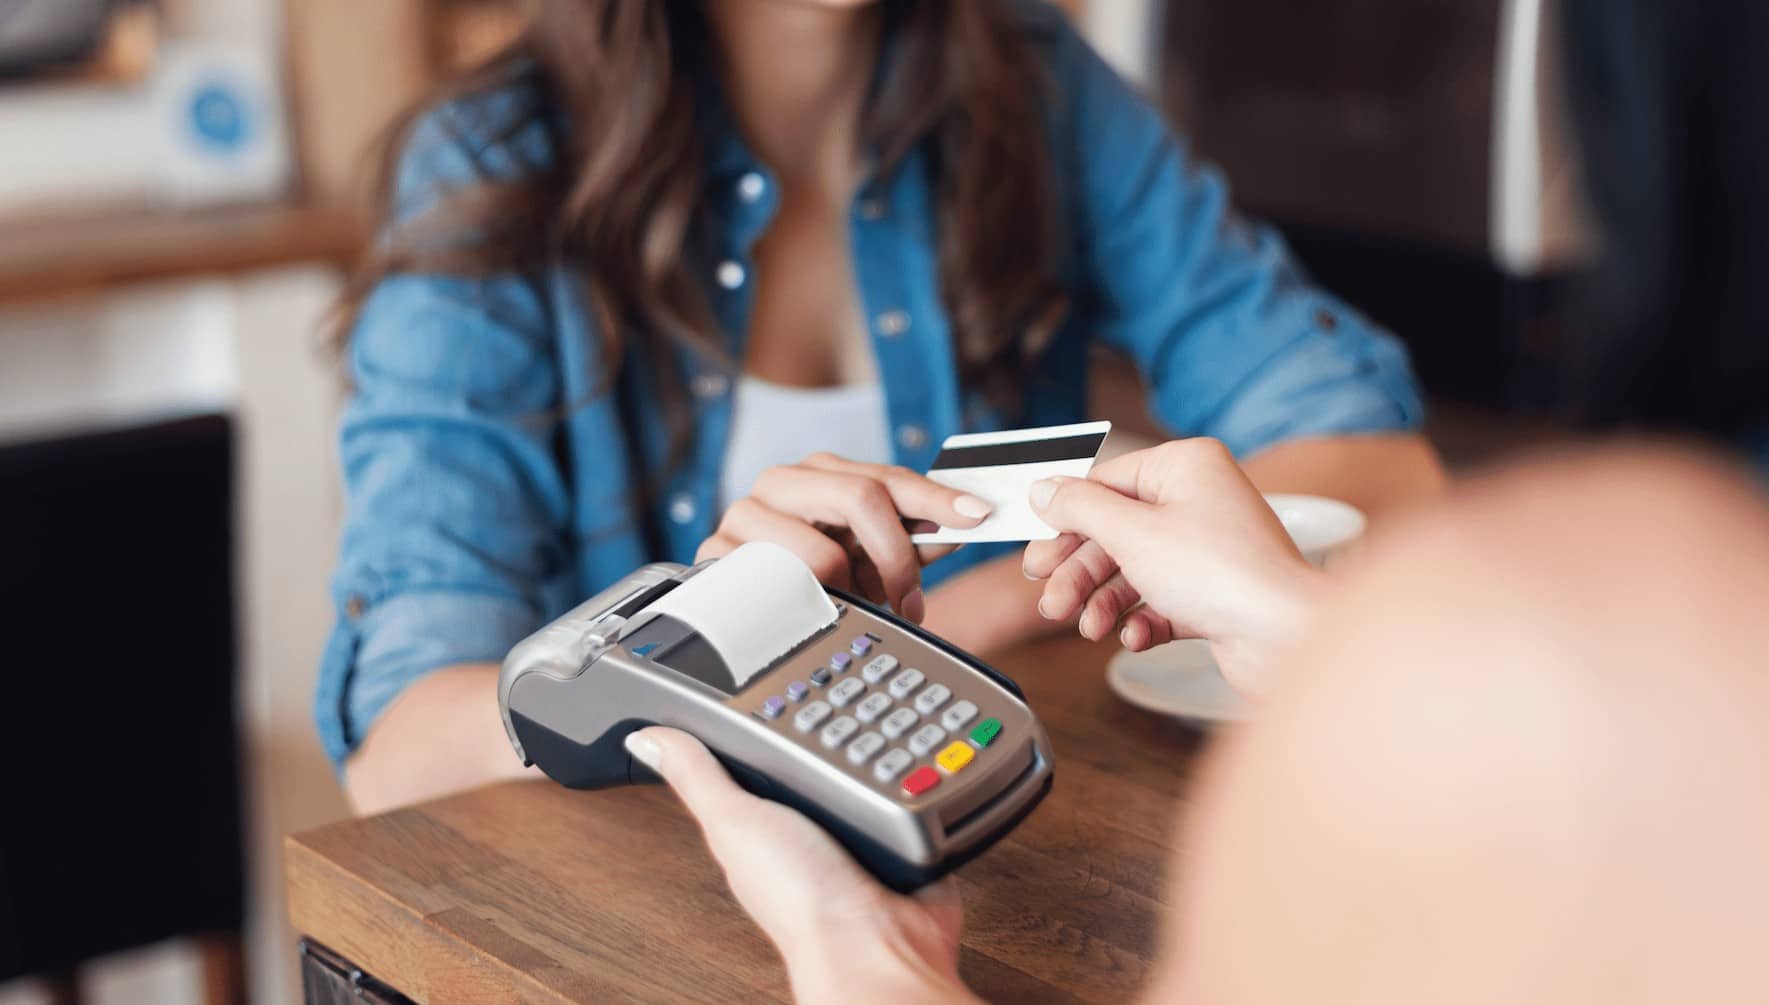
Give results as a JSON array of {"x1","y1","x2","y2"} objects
[
  {"x1": 610, "y1": 579, "x2": 680, "y2": 620},
  {"x1": 638, "y1": 542, "x2": 841, "y2": 690},
  {"x1": 621, "y1": 615, "x2": 755, "y2": 697}
]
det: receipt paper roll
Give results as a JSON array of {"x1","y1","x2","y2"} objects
[{"x1": 642, "y1": 541, "x2": 840, "y2": 689}]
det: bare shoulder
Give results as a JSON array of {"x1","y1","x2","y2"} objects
[
  {"x1": 1265, "y1": 440, "x2": 1769, "y2": 762},
  {"x1": 1172, "y1": 442, "x2": 1769, "y2": 1004},
  {"x1": 1347, "y1": 442, "x2": 1769, "y2": 641}
]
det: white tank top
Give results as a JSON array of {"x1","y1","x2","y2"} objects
[{"x1": 719, "y1": 376, "x2": 894, "y2": 512}]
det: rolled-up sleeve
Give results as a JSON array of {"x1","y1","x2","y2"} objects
[
  {"x1": 315, "y1": 100, "x2": 575, "y2": 769},
  {"x1": 1057, "y1": 26, "x2": 1425, "y2": 456}
]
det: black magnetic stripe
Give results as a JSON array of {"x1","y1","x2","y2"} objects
[{"x1": 928, "y1": 432, "x2": 1108, "y2": 470}]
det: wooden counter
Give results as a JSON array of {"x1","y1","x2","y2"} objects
[{"x1": 286, "y1": 634, "x2": 1212, "y2": 1003}]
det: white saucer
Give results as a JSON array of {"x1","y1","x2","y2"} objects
[
  {"x1": 1103, "y1": 493, "x2": 1365, "y2": 724},
  {"x1": 1106, "y1": 639, "x2": 1251, "y2": 725}
]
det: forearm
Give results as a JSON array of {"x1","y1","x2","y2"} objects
[
  {"x1": 343, "y1": 663, "x2": 536, "y2": 816},
  {"x1": 1241, "y1": 433, "x2": 1447, "y2": 518},
  {"x1": 922, "y1": 553, "x2": 1060, "y2": 653}
]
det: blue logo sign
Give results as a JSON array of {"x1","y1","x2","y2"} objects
[{"x1": 188, "y1": 80, "x2": 252, "y2": 153}]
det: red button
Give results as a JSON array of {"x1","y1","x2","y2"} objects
[{"x1": 901, "y1": 766, "x2": 941, "y2": 797}]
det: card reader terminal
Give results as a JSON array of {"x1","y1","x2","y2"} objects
[{"x1": 498, "y1": 542, "x2": 1054, "y2": 892}]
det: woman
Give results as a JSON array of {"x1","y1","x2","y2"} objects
[
  {"x1": 637, "y1": 0, "x2": 1769, "y2": 999},
  {"x1": 323, "y1": 0, "x2": 1440, "y2": 811}
]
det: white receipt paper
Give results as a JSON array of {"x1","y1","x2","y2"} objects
[
  {"x1": 912, "y1": 421, "x2": 1111, "y2": 544},
  {"x1": 643, "y1": 541, "x2": 839, "y2": 689}
]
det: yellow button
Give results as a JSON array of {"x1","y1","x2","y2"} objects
[{"x1": 935, "y1": 741, "x2": 975, "y2": 774}]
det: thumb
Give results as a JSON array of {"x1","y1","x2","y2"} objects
[
  {"x1": 625, "y1": 726, "x2": 752, "y2": 826},
  {"x1": 1029, "y1": 476, "x2": 1153, "y2": 553}
]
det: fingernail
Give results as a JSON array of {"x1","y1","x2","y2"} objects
[
  {"x1": 901, "y1": 588, "x2": 926, "y2": 624},
  {"x1": 1029, "y1": 479, "x2": 1059, "y2": 510},
  {"x1": 624, "y1": 730, "x2": 662, "y2": 771},
  {"x1": 1120, "y1": 626, "x2": 1134, "y2": 648},
  {"x1": 1037, "y1": 596, "x2": 1054, "y2": 620},
  {"x1": 954, "y1": 494, "x2": 993, "y2": 520}
]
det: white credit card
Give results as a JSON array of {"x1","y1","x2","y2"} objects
[{"x1": 911, "y1": 421, "x2": 1111, "y2": 544}]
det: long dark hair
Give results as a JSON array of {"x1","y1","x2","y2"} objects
[
  {"x1": 336, "y1": 0, "x2": 1066, "y2": 454},
  {"x1": 1559, "y1": 0, "x2": 1769, "y2": 441}
]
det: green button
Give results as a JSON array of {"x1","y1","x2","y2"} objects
[{"x1": 969, "y1": 717, "x2": 1002, "y2": 748}]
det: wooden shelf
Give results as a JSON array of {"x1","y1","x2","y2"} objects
[{"x1": 0, "y1": 203, "x2": 364, "y2": 308}]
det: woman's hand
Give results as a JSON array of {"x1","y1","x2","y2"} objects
[
  {"x1": 1022, "y1": 438, "x2": 1324, "y2": 693},
  {"x1": 624, "y1": 727, "x2": 980, "y2": 1005},
  {"x1": 699, "y1": 453, "x2": 992, "y2": 622}
]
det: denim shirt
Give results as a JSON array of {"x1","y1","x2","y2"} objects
[{"x1": 316, "y1": 6, "x2": 1425, "y2": 768}]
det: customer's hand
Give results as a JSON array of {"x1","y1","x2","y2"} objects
[
  {"x1": 624, "y1": 727, "x2": 979, "y2": 1005},
  {"x1": 1023, "y1": 438, "x2": 1323, "y2": 693},
  {"x1": 699, "y1": 453, "x2": 991, "y2": 622}
]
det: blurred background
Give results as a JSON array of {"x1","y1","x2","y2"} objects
[{"x1": 0, "y1": 1, "x2": 1588, "y2": 1002}]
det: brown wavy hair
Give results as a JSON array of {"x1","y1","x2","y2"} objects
[{"x1": 336, "y1": 0, "x2": 1067, "y2": 458}]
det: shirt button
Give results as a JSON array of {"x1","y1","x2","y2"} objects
[
  {"x1": 737, "y1": 172, "x2": 766, "y2": 203},
  {"x1": 344, "y1": 596, "x2": 366, "y2": 619},
  {"x1": 858, "y1": 197, "x2": 887, "y2": 221},
  {"x1": 1316, "y1": 309, "x2": 1341, "y2": 333},
  {"x1": 875, "y1": 310, "x2": 910, "y2": 338},
  {"x1": 692, "y1": 372, "x2": 730, "y2": 399},
  {"x1": 668, "y1": 493, "x2": 697, "y2": 525},
  {"x1": 896, "y1": 424, "x2": 928, "y2": 450},
  {"x1": 716, "y1": 260, "x2": 746, "y2": 290}
]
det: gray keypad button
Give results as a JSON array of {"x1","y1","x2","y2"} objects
[
  {"x1": 820, "y1": 715, "x2": 859, "y2": 749},
  {"x1": 908, "y1": 723, "x2": 948, "y2": 757},
  {"x1": 887, "y1": 668, "x2": 926, "y2": 699},
  {"x1": 854, "y1": 692, "x2": 893, "y2": 724},
  {"x1": 828, "y1": 677, "x2": 866, "y2": 707},
  {"x1": 913, "y1": 683, "x2": 952, "y2": 715},
  {"x1": 940, "y1": 700, "x2": 979, "y2": 732},
  {"x1": 873, "y1": 747, "x2": 914, "y2": 782},
  {"x1": 847, "y1": 731, "x2": 886, "y2": 765},
  {"x1": 793, "y1": 700, "x2": 832, "y2": 732},
  {"x1": 861, "y1": 654, "x2": 900, "y2": 684},
  {"x1": 880, "y1": 707, "x2": 919, "y2": 739}
]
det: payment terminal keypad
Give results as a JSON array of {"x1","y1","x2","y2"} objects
[
  {"x1": 940, "y1": 701, "x2": 978, "y2": 731},
  {"x1": 855, "y1": 692, "x2": 892, "y2": 723},
  {"x1": 829, "y1": 677, "x2": 865, "y2": 707},
  {"x1": 861, "y1": 655, "x2": 899, "y2": 683},
  {"x1": 913, "y1": 684, "x2": 951, "y2": 715},
  {"x1": 754, "y1": 629, "x2": 1014, "y2": 801},
  {"x1": 820, "y1": 715, "x2": 859, "y2": 748},
  {"x1": 847, "y1": 731, "x2": 885, "y2": 764},
  {"x1": 794, "y1": 701, "x2": 832, "y2": 732},
  {"x1": 874, "y1": 748, "x2": 913, "y2": 782},
  {"x1": 887, "y1": 669, "x2": 925, "y2": 699},
  {"x1": 881, "y1": 707, "x2": 919, "y2": 739},
  {"x1": 907, "y1": 724, "x2": 946, "y2": 757}
]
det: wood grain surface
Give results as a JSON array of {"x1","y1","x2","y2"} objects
[
  {"x1": 0, "y1": 204, "x2": 362, "y2": 309},
  {"x1": 286, "y1": 634, "x2": 1215, "y2": 1003}
]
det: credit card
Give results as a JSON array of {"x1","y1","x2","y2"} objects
[{"x1": 911, "y1": 421, "x2": 1111, "y2": 544}]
